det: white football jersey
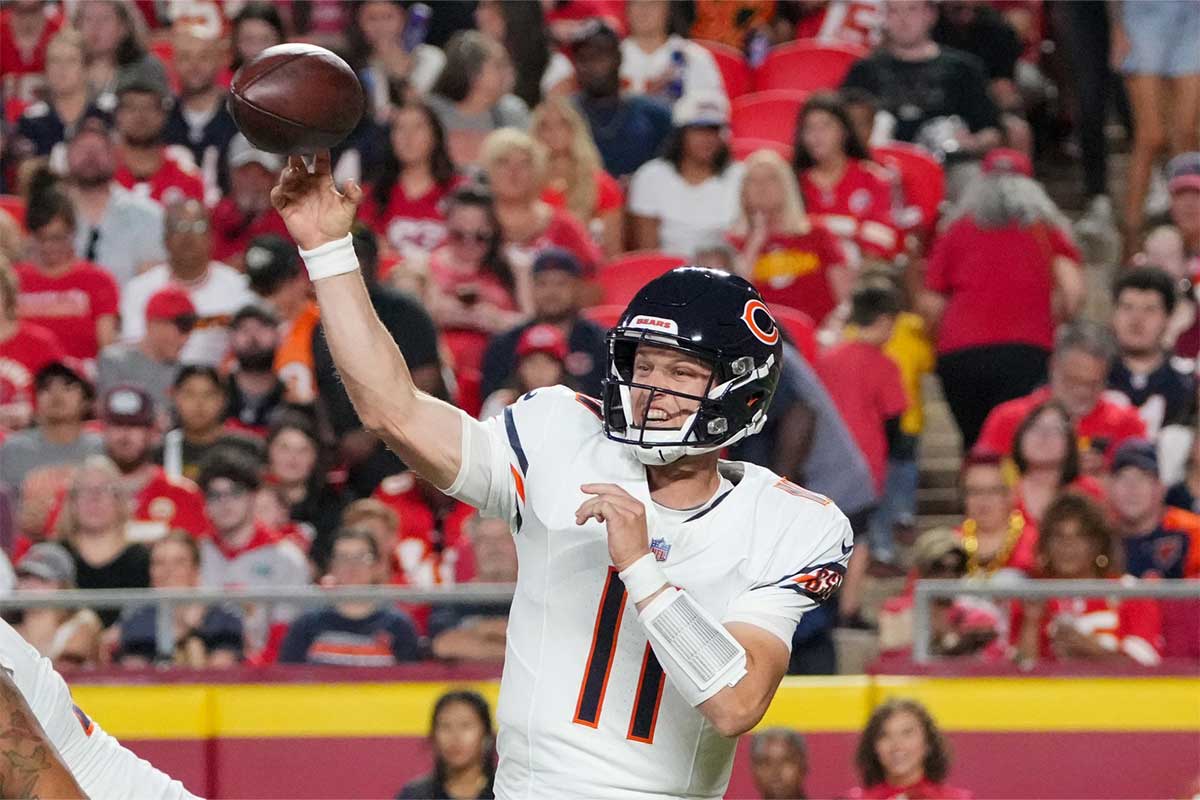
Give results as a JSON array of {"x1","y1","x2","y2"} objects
[
  {"x1": 447, "y1": 386, "x2": 852, "y2": 800},
  {"x1": 0, "y1": 620, "x2": 202, "y2": 799}
]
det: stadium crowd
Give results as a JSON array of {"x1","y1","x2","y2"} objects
[{"x1": 0, "y1": 0, "x2": 1197, "y2": 682}]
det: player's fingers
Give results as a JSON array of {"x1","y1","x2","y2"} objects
[
  {"x1": 342, "y1": 179, "x2": 364, "y2": 206},
  {"x1": 314, "y1": 149, "x2": 333, "y2": 175},
  {"x1": 581, "y1": 484, "x2": 642, "y2": 515},
  {"x1": 286, "y1": 155, "x2": 306, "y2": 174}
]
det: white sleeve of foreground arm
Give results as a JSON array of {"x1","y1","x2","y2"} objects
[
  {"x1": 444, "y1": 407, "x2": 517, "y2": 526},
  {"x1": 298, "y1": 233, "x2": 360, "y2": 281},
  {"x1": 636, "y1": 587, "x2": 748, "y2": 708}
]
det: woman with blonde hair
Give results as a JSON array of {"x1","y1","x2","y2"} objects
[
  {"x1": 531, "y1": 96, "x2": 624, "y2": 258},
  {"x1": 56, "y1": 455, "x2": 150, "y2": 627},
  {"x1": 480, "y1": 127, "x2": 601, "y2": 275},
  {"x1": 728, "y1": 149, "x2": 849, "y2": 328}
]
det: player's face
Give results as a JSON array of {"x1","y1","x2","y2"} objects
[
  {"x1": 629, "y1": 345, "x2": 713, "y2": 430},
  {"x1": 875, "y1": 710, "x2": 929, "y2": 786},
  {"x1": 1109, "y1": 467, "x2": 1163, "y2": 528},
  {"x1": 433, "y1": 701, "x2": 489, "y2": 772},
  {"x1": 961, "y1": 464, "x2": 1010, "y2": 531},
  {"x1": 150, "y1": 539, "x2": 199, "y2": 589},
  {"x1": 801, "y1": 109, "x2": 847, "y2": 165},
  {"x1": 204, "y1": 478, "x2": 255, "y2": 535},
  {"x1": 750, "y1": 737, "x2": 806, "y2": 800},
  {"x1": 1050, "y1": 350, "x2": 1107, "y2": 419},
  {"x1": 329, "y1": 539, "x2": 381, "y2": 586},
  {"x1": 104, "y1": 424, "x2": 153, "y2": 472},
  {"x1": 1044, "y1": 518, "x2": 1100, "y2": 578},
  {"x1": 1112, "y1": 289, "x2": 1169, "y2": 357},
  {"x1": 268, "y1": 428, "x2": 318, "y2": 486}
]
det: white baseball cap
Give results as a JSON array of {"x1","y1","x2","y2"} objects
[{"x1": 672, "y1": 90, "x2": 730, "y2": 128}]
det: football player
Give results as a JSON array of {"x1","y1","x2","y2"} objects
[{"x1": 273, "y1": 152, "x2": 852, "y2": 799}]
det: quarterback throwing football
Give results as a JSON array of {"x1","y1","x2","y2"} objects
[{"x1": 273, "y1": 153, "x2": 852, "y2": 799}]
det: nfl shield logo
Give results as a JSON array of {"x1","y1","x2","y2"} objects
[{"x1": 650, "y1": 538, "x2": 671, "y2": 562}]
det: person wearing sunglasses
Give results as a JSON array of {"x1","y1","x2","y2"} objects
[{"x1": 97, "y1": 285, "x2": 194, "y2": 421}]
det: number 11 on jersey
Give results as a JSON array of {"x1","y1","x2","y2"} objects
[{"x1": 573, "y1": 568, "x2": 666, "y2": 743}]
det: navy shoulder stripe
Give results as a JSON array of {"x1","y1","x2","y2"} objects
[{"x1": 504, "y1": 406, "x2": 529, "y2": 475}]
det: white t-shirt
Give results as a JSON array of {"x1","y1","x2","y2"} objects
[
  {"x1": 445, "y1": 386, "x2": 852, "y2": 799},
  {"x1": 0, "y1": 620, "x2": 202, "y2": 799},
  {"x1": 620, "y1": 36, "x2": 726, "y2": 101},
  {"x1": 628, "y1": 158, "x2": 745, "y2": 257},
  {"x1": 119, "y1": 261, "x2": 256, "y2": 365}
]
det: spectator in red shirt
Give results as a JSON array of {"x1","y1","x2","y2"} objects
[
  {"x1": 15, "y1": 170, "x2": 119, "y2": 363},
  {"x1": 957, "y1": 452, "x2": 1037, "y2": 579},
  {"x1": 209, "y1": 136, "x2": 290, "y2": 270},
  {"x1": 111, "y1": 60, "x2": 204, "y2": 207},
  {"x1": 729, "y1": 149, "x2": 849, "y2": 329},
  {"x1": 1012, "y1": 492, "x2": 1163, "y2": 668},
  {"x1": 99, "y1": 383, "x2": 209, "y2": 540},
  {"x1": 849, "y1": 698, "x2": 971, "y2": 800},
  {"x1": 428, "y1": 184, "x2": 528, "y2": 376},
  {"x1": 532, "y1": 96, "x2": 624, "y2": 259},
  {"x1": 0, "y1": 260, "x2": 65, "y2": 431},
  {"x1": 919, "y1": 149, "x2": 1084, "y2": 450},
  {"x1": 0, "y1": 0, "x2": 64, "y2": 100},
  {"x1": 976, "y1": 322, "x2": 1148, "y2": 475},
  {"x1": 794, "y1": 92, "x2": 899, "y2": 262},
  {"x1": 481, "y1": 127, "x2": 602, "y2": 276},
  {"x1": 359, "y1": 100, "x2": 460, "y2": 259},
  {"x1": 1010, "y1": 400, "x2": 1106, "y2": 525}
]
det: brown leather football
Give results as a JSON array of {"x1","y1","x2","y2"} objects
[{"x1": 228, "y1": 43, "x2": 365, "y2": 155}]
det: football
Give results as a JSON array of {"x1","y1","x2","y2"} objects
[{"x1": 228, "y1": 43, "x2": 365, "y2": 155}]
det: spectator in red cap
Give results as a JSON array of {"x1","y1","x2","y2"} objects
[
  {"x1": 98, "y1": 383, "x2": 208, "y2": 540},
  {"x1": 0, "y1": 0, "x2": 64, "y2": 99},
  {"x1": 0, "y1": 260, "x2": 65, "y2": 431},
  {"x1": 209, "y1": 135, "x2": 291, "y2": 271},
  {"x1": 975, "y1": 322, "x2": 1147, "y2": 476},
  {"x1": 479, "y1": 322, "x2": 571, "y2": 418},
  {"x1": 15, "y1": 169, "x2": 119, "y2": 363},
  {"x1": 919, "y1": 150, "x2": 1084, "y2": 450},
  {"x1": 97, "y1": 284, "x2": 194, "y2": 420}
]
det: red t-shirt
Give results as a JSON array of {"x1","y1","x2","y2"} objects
[
  {"x1": 925, "y1": 218, "x2": 1080, "y2": 354},
  {"x1": 429, "y1": 247, "x2": 519, "y2": 372},
  {"x1": 799, "y1": 160, "x2": 898, "y2": 259},
  {"x1": 541, "y1": 167, "x2": 624, "y2": 218},
  {"x1": 728, "y1": 227, "x2": 847, "y2": 324},
  {"x1": 0, "y1": 322, "x2": 64, "y2": 429},
  {"x1": 113, "y1": 149, "x2": 205, "y2": 206},
  {"x1": 14, "y1": 262, "x2": 119, "y2": 361},
  {"x1": 210, "y1": 197, "x2": 292, "y2": 265},
  {"x1": 0, "y1": 7, "x2": 63, "y2": 78},
  {"x1": 359, "y1": 178, "x2": 460, "y2": 256},
  {"x1": 133, "y1": 467, "x2": 210, "y2": 539},
  {"x1": 816, "y1": 340, "x2": 908, "y2": 490},
  {"x1": 974, "y1": 387, "x2": 1147, "y2": 460},
  {"x1": 792, "y1": 0, "x2": 882, "y2": 47},
  {"x1": 847, "y1": 779, "x2": 973, "y2": 799},
  {"x1": 507, "y1": 207, "x2": 603, "y2": 277},
  {"x1": 1010, "y1": 590, "x2": 1164, "y2": 666}
]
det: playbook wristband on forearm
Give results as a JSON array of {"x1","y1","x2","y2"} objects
[
  {"x1": 298, "y1": 233, "x2": 359, "y2": 281},
  {"x1": 619, "y1": 552, "x2": 669, "y2": 605}
]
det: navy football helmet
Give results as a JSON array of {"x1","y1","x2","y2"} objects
[{"x1": 601, "y1": 267, "x2": 783, "y2": 465}]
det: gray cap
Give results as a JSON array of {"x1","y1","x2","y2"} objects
[
  {"x1": 114, "y1": 57, "x2": 170, "y2": 97},
  {"x1": 17, "y1": 542, "x2": 77, "y2": 587},
  {"x1": 228, "y1": 134, "x2": 285, "y2": 172}
]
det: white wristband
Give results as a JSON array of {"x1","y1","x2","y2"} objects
[
  {"x1": 619, "y1": 552, "x2": 669, "y2": 605},
  {"x1": 298, "y1": 233, "x2": 359, "y2": 281}
]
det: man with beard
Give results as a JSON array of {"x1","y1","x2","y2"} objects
[
  {"x1": 226, "y1": 304, "x2": 292, "y2": 436},
  {"x1": 120, "y1": 199, "x2": 256, "y2": 366},
  {"x1": 99, "y1": 383, "x2": 209, "y2": 539},
  {"x1": 111, "y1": 61, "x2": 204, "y2": 207},
  {"x1": 162, "y1": 23, "x2": 240, "y2": 200},
  {"x1": 65, "y1": 111, "x2": 165, "y2": 287}
]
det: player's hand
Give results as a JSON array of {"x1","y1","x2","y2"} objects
[
  {"x1": 576, "y1": 483, "x2": 651, "y2": 572},
  {"x1": 271, "y1": 149, "x2": 362, "y2": 251}
]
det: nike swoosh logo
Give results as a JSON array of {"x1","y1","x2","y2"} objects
[{"x1": 841, "y1": 540, "x2": 854, "y2": 555}]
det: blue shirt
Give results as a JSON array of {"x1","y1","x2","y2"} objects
[
  {"x1": 574, "y1": 95, "x2": 673, "y2": 179},
  {"x1": 1123, "y1": 525, "x2": 1192, "y2": 579},
  {"x1": 278, "y1": 606, "x2": 420, "y2": 666}
]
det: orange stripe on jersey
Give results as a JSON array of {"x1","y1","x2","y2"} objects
[
  {"x1": 510, "y1": 465, "x2": 526, "y2": 503},
  {"x1": 773, "y1": 478, "x2": 832, "y2": 505},
  {"x1": 575, "y1": 393, "x2": 604, "y2": 420}
]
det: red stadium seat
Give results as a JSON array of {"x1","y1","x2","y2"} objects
[
  {"x1": 581, "y1": 304, "x2": 625, "y2": 331},
  {"x1": 596, "y1": 252, "x2": 688, "y2": 307},
  {"x1": 0, "y1": 195, "x2": 26, "y2": 228},
  {"x1": 695, "y1": 39, "x2": 753, "y2": 100},
  {"x1": 767, "y1": 304, "x2": 818, "y2": 364},
  {"x1": 729, "y1": 90, "x2": 809, "y2": 148},
  {"x1": 731, "y1": 137, "x2": 793, "y2": 163},
  {"x1": 754, "y1": 39, "x2": 868, "y2": 92},
  {"x1": 871, "y1": 143, "x2": 945, "y2": 236}
]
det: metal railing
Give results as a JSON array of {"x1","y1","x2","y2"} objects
[
  {"x1": 0, "y1": 584, "x2": 517, "y2": 660},
  {"x1": 911, "y1": 578, "x2": 1200, "y2": 663}
]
